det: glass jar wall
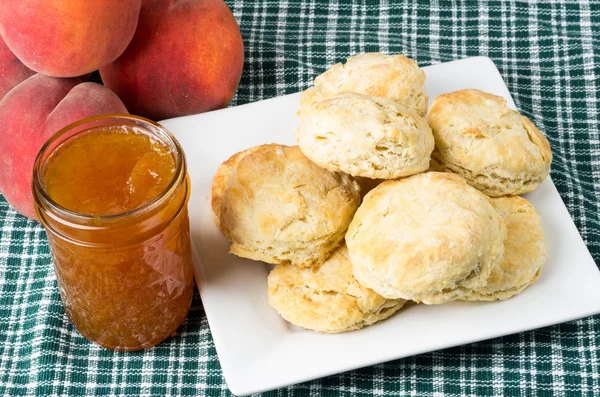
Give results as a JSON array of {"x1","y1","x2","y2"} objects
[{"x1": 33, "y1": 115, "x2": 195, "y2": 351}]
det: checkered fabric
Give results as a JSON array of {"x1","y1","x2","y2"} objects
[{"x1": 1, "y1": 0, "x2": 600, "y2": 396}]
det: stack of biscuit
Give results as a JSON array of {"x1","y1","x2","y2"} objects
[{"x1": 211, "y1": 53, "x2": 551, "y2": 334}]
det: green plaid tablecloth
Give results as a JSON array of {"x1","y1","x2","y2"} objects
[{"x1": 2, "y1": 1, "x2": 600, "y2": 396}]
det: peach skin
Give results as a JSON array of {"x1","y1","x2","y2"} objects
[
  {"x1": 0, "y1": 34, "x2": 35, "y2": 100},
  {"x1": 0, "y1": 0, "x2": 141, "y2": 77},
  {"x1": 100, "y1": 0, "x2": 244, "y2": 120}
]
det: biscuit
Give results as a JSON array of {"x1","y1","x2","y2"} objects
[
  {"x1": 298, "y1": 53, "x2": 428, "y2": 117},
  {"x1": 346, "y1": 172, "x2": 505, "y2": 304},
  {"x1": 221, "y1": 144, "x2": 361, "y2": 267},
  {"x1": 427, "y1": 89, "x2": 552, "y2": 197},
  {"x1": 462, "y1": 196, "x2": 546, "y2": 301},
  {"x1": 268, "y1": 244, "x2": 406, "y2": 333},
  {"x1": 295, "y1": 93, "x2": 434, "y2": 179},
  {"x1": 210, "y1": 146, "x2": 263, "y2": 234}
]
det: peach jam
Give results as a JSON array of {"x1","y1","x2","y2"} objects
[{"x1": 33, "y1": 115, "x2": 194, "y2": 351}]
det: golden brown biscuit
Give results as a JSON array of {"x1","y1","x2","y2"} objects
[
  {"x1": 210, "y1": 146, "x2": 263, "y2": 234},
  {"x1": 268, "y1": 244, "x2": 405, "y2": 333},
  {"x1": 346, "y1": 172, "x2": 505, "y2": 304},
  {"x1": 221, "y1": 144, "x2": 361, "y2": 267},
  {"x1": 295, "y1": 93, "x2": 434, "y2": 179},
  {"x1": 462, "y1": 195, "x2": 546, "y2": 301},
  {"x1": 427, "y1": 89, "x2": 552, "y2": 197},
  {"x1": 298, "y1": 53, "x2": 428, "y2": 117}
]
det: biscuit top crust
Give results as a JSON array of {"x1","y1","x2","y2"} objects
[
  {"x1": 295, "y1": 92, "x2": 434, "y2": 179},
  {"x1": 346, "y1": 172, "x2": 505, "y2": 302},
  {"x1": 483, "y1": 195, "x2": 546, "y2": 293},
  {"x1": 267, "y1": 245, "x2": 403, "y2": 332},
  {"x1": 299, "y1": 53, "x2": 428, "y2": 117},
  {"x1": 210, "y1": 146, "x2": 263, "y2": 232},
  {"x1": 221, "y1": 144, "x2": 361, "y2": 252},
  {"x1": 427, "y1": 89, "x2": 552, "y2": 189}
]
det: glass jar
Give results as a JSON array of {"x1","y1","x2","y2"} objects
[{"x1": 33, "y1": 115, "x2": 195, "y2": 351}]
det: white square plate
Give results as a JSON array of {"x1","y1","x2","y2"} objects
[{"x1": 161, "y1": 57, "x2": 600, "y2": 396}]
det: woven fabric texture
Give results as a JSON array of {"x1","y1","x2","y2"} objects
[{"x1": 1, "y1": 0, "x2": 600, "y2": 396}]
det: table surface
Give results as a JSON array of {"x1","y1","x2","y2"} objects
[{"x1": 1, "y1": 1, "x2": 600, "y2": 396}]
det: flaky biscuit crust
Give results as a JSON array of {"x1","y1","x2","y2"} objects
[
  {"x1": 295, "y1": 93, "x2": 434, "y2": 179},
  {"x1": 298, "y1": 53, "x2": 428, "y2": 117},
  {"x1": 427, "y1": 89, "x2": 552, "y2": 197},
  {"x1": 346, "y1": 172, "x2": 505, "y2": 304},
  {"x1": 221, "y1": 144, "x2": 361, "y2": 267},
  {"x1": 268, "y1": 244, "x2": 405, "y2": 333},
  {"x1": 462, "y1": 195, "x2": 546, "y2": 301},
  {"x1": 210, "y1": 145, "x2": 263, "y2": 234}
]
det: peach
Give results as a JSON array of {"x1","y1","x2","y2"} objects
[
  {"x1": 0, "y1": 74, "x2": 128, "y2": 220},
  {"x1": 0, "y1": 34, "x2": 34, "y2": 100},
  {"x1": 100, "y1": 0, "x2": 244, "y2": 120},
  {"x1": 0, "y1": 0, "x2": 141, "y2": 77}
]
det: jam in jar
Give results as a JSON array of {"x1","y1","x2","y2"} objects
[{"x1": 33, "y1": 114, "x2": 194, "y2": 351}]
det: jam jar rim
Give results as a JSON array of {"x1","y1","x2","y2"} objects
[{"x1": 32, "y1": 113, "x2": 187, "y2": 225}]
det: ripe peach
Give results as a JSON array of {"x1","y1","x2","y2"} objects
[
  {"x1": 0, "y1": 0, "x2": 141, "y2": 77},
  {"x1": 100, "y1": 0, "x2": 244, "y2": 120},
  {"x1": 0, "y1": 74, "x2": 128, "y2": 220},
  {"x1": 0, "y1": 34, "x2": 34, "y2": 99}
]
